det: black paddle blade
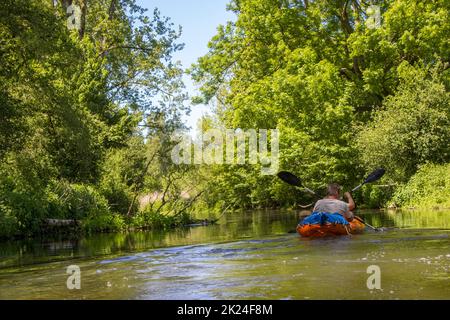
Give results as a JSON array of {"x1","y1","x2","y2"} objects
[
  {"x1": 364, "y1": 168, "x2": 386, "y2": 184},
  {"x1": 277, "y1": 171, "x2": 303, "y2": 187}
]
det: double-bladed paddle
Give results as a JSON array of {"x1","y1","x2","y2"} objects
[{"x1": 351, "y1": 168, "x2": 386, "y2": 192}]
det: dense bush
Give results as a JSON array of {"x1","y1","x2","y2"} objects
[
  {"x1": 82, "y1": 213, "x2": 126, "y2": 234},
  {"x1": 131, "y1": 205, "x2": 192, "y2": 230},
  {"x1": 0, "y1": 156, "x2": 50, "y2": 236},
  {"x1": 98, "y1": 138, "x2": 147, "y2": 216},
  {"x1": 0, "y1": 205, "x2": 19, "y2": 239},
  {"x1": 356, "y1": 64, "x2": 450, "y2": 182},
  {"x1": 390, "y1": 163, "x2": 450, "y2": 209},
  {"x1": 191, "y1": 0, "x2": 449, "y2": 211},
  {"x1": 47, "y1": 180, "x2": 110, "y2": 219},
  {"x1": 0, "y1": 1, "x2": 188, "y2": 239},
  {"x1": 357, "y1": 185, "x2": 396, "y2": 209}
]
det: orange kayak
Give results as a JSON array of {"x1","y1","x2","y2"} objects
[{"x1": 297, "y1": 216, "x2": 365, "y2": 238}]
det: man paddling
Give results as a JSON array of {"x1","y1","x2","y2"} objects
[
  {"x1": 277, "y1": 170, "x2": 386, "y2": 233},
  {"x1": 312, "y1": 183, "x2": 355, "y2": 221}
]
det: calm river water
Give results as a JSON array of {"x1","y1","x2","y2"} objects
[{"x1": 0, "y1": 209, "x2": 449, "y2": 299}]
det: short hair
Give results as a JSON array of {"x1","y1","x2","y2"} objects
[{"x1": 327, "y1": 183, "x2": 341, "y2": 196}]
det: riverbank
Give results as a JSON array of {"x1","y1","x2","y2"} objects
[
  {"x1": 0, "y1": 209, "x2": 207, "y2": 241},
  {"x1": 2, "y1": 162, "x2": 449, "y2": 240}
]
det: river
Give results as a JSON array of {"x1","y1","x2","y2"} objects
[{"x1": 0, "y1": 209, "x2": 449, "y2": 299}]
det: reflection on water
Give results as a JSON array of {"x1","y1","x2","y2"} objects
[{"x1": 0, "y1": 209, "x2": 449, "y2": 299}]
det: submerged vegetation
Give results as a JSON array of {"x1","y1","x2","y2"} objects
[{"x1": 0, "y1": 0, "x2": 449, "y2": 239}]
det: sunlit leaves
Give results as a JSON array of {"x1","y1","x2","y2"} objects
[
  {"x1": 191, "y1": 0, "x2": 449, "y2": 209},
  {"x1": 356, "y1": 63, "x2": 450, "y2": 182}
]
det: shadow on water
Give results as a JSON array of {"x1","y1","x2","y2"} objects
[{"x1": 0, "y1": 209, "x2": 449, "y2": 299}]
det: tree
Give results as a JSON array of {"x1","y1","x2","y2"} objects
[
  {"x1": 0, "y1": 0, "x2": 189, "y2": 236},
  {"x1": 356, "y1": 63, "x2": 450, "y2": 182},
  {"x1": 190, "y1": 0, "x2": 449, "y2": 208}
]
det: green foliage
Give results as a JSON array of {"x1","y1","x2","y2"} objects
[
  {"x1": 191, "y1": 0, "x2": 449, "y2": 210},
  {"x1": 1, "y1": 0, "x2": 449, "y2": 240},
  {"x1": 131, "y1": 205, "x2": 192, "y2": 230},
  {"x1": 359, "y1": 185, "x2": 396, "y2": 209},
  {"x1": 99, "y1": 137, "x2": 146, "y2": 215},
  {"x1": 0, "y1": 0, "x2": 189, "y2": 238},
  {"x1": 0, "y1": 153, "x2": 52, "y2": 236},
  {"x1": 131, "y1": 208, "x2": 175, "y2": 230},
  {"x1": 47, "y1": 181, "x2": 110, "y2": 220},
  {"x1": 82, "y1": 213, "x2": 126, "y2": 234},
  {"x1": 356, "y1": 64, "x2": 450, "y2": 182},
  {"x1": 47, "y1": 180, "x2": 127, "y2": 233},
  {"x1": 0, "y1": 206, "x2": 19, "y2": 239},
  {"x1": 391, "y1": 163, "x2": 450, "y2": 209}
]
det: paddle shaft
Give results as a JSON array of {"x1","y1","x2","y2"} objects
[
  {"x1": 304, "y1": 187, "x2": 318, "y2": 196},
  {"x1": 352, "y1": 183, "x2": 364, "y2": 192},
  {"x1": 354, "y1": 216, "x2": 379, "y2": 231}
]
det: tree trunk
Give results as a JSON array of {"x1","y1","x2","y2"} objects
[{"x1": 78, "y1": 0, "x2": 87, "y2": 39}]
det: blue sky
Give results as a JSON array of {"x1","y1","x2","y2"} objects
[{"x1": 136, "y1": 0, "x2": 235, "y2": 133}]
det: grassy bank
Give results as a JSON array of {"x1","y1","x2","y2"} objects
[
  {"x1": 0, "y1": 181, "x2": 205, "y2": 240},
  {"x1": 0, "y1": 209, "x2": 197, "y2": 241}
]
